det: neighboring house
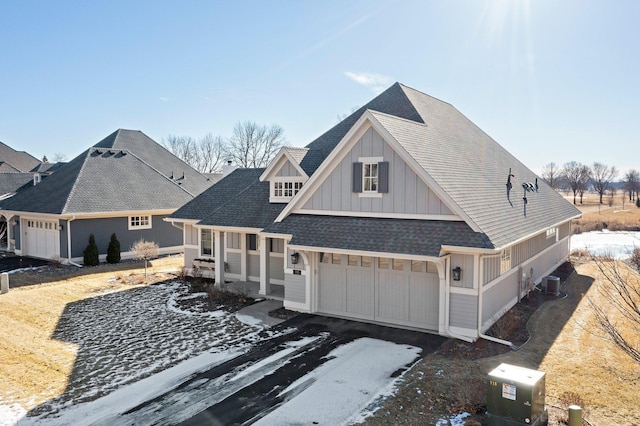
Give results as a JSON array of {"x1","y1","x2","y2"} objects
[
  {"x1": 0, "y1": 129, "x2": 214, "y2": 262},
  {"x1": 168, "y1": 83, "x2": 581, "y2": 342},
  {"x1": 0, "y1": 140, "x2": 45, "y2": 199}
]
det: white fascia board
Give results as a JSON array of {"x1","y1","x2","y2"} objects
[
  {"x1": 297, "y1": 209, "x2": 462, "y2": 221},
  {"x1": 287, "y1": 243, "x2": 442, "y2": 262},
  {"x1": 162, "y1": 218, "x2": 199, "y2": 225},
  {"x1": 259, "y1": 232, "x2": 293, "y2": 240},
  {"x1": 491, "y1": 216, "x2": 580, "y2": 252},
  {"x1": 440, "y1": 245, "x2": 499, "y2": 255},
  {"x1": 259, "y1": 148, "x2": 309, "y2": 182},
  {"x1": 275, "y1": 111, "x2": 377, "y2": 223},
  {"x1": 193, "y1": 224, "x2": 263, "y2": 233}
]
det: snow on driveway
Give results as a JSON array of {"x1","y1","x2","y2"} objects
[{"x1": 254, "y1": 338, "x2": 422, "y2": 426}]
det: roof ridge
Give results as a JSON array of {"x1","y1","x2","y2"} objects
[
  {"x1": 61, "y1": 149, "x2": 91, "y2": 214},
  {"x1": 114, "y1": 148, "x2": 197, "y2": 197}
]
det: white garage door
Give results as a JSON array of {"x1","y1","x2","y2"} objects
[
  {"x1": 24, "y1": 219, "x2": 60, "y2": 259},
  {"x1": 318, "y1": 254, "x2": 439, "y2": 331}
]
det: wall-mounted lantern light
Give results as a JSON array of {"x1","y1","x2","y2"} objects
[
  {"x1": 290, "y1": 251, "x2": 299, "y2": 265},
  {"x1": 452, "y1": 266, "x2": 462, "y2": 281},
  {"x1": 59, "y1": 224, "x2": 64, "y2": 231}
]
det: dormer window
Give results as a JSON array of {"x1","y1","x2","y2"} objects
[
  {"x1": 270, "y1": 178, "x2": 305, "y2": 202},
  {"x1": 33, "y1": 174, "x2": 41, "y2": 186}
]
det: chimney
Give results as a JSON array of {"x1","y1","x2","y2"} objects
[{"x1": 222, "y1": 160, "x2": 238, "y2": 177}]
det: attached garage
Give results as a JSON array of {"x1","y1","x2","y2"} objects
[
  {"x1": 318, "y1": 253, "x2": 439, "y2": 331},
  {"x1": 23, "y1": 219, "x2": 60, "y2": 260}
]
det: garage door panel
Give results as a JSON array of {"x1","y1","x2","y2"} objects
[
  {"x1": 346, "y1": 269, "x2": 374, "y2": 318},
  {"x1": 24, "y1": 220, "x2": 59, "y2": 260},
  {"x1": 408, "y1": 273, "x2": 439, "y2": 328},
  {"x1": 376, "y1": 271, "x2": 408, "y2": 322},
  {"x1": 318, "y1": 265, "x2": 346, "y2": 313}
]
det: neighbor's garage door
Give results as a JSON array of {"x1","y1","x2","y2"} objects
[
  {"x1": 318, "y1": 254, "x2": 439, "y2": 331},
  {"x1": 24, "y1": 219, "x2": 59, "y2": 260}
]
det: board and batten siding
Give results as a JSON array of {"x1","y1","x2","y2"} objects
[
  {"x1": 301, "y1": 127, "x2": 452, "y2": 216},
  {"x1": 275, "y1": 160, "x2": 301, "y2": 177},
  {"x1": 184, "y1": 224, "x2": 198, "y2": 246},
  {"x1": 285, "y1": 272, "x2": 306, "y2": 303},
  {"x1": 184, "y1": 247, "x2": 199, "y2": 267},
  {"x1": 269, "y1": 255, "x2": 285, "y2": 281},
  {"x1": 450, "y1": 254, "x2": 474, "y2": 289},
  {"x1": 449, "y1": 293, "x2": 478, "y2": 329},
  {"x1": 247, "y1": 253, "x2": 260, "y2": 278},
  {"x1": 226, "y1": 252, "x2": 242, "y2": 275}
]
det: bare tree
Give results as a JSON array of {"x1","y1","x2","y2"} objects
[
  {"x1": 51, "y1": 153, "x2": 68, "y2": 162},
  {"x1": 131, "y1": 239, "x2": 159, "y2": 280},
  {"x1": 226, "y1": 121, "x2": 286, "y2": 168},
  {"x1": 562, "y1": 161, "x2": 589, "y2": 205},
  {"x1": 587, "y1": 256, "x2": 640, "y2": 366},
  {"x1": 624, "y1": 169, "x2": 640, "y2": 202},
  {"x1": 163, "y1": 134, "x2": 225, "y2": 174},
  {"x1": 578, "y1": 164, "x2": 591, "y2": 204},
  {"x1": 541, "y1": 162, "x2": 561, "y2": 189},
  {"x1": 591, "y1": 162, "x2": 618, "y2": 204}
]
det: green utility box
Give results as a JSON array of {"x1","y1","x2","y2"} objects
[{"x1": 487, "y1": 363, "x2": 548, "y2": 426}]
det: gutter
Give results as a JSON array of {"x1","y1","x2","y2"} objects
[{"x1": 168, "y1": 220, "x2": 184, "y2": 231}]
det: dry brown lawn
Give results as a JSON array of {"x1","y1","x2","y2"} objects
[
  {"x1": 571, "y1": 193, "x2": 640, "y2": 233},
  {"x1": 0, "y1": 256, "x2": 183, "y2": 411}
]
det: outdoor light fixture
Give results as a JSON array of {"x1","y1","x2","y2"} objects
[
  {"x1": 290, "y1": 251, "x2": 299, "y2": 265},
  {"x1": 452, "y1": 266, "x2": 462, "y2": 281}
]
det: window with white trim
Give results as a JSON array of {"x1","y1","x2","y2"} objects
[
  {"x1": 546, "y1": 227, "x2": 557, "y2": 239},
  {"x1": 200, "y1": 229, "x2": 213, "y2": 257},
  {"x1": 129, "y1": 215, "x2": 151, "y2": 230},
  {"x1": 500, "y1": 248, "x2": 511, "y2": 273},
  {"x1": 271, "y1": 179, "x2": 304, "y2": 202},
  {"x1": 363, "y1": 162, "x2": 378, "y2": 192}
]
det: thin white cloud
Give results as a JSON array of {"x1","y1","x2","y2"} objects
[
  {"x1": 344, "y1": 72, "x2": 394, "y2": 94},
  {"x1": 159, "y1": 96, "x2": 172, "y2": 102}
]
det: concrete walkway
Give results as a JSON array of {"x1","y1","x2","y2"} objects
[{"x1": 235, "y1": 298, "x2": 288, "y2": 327}]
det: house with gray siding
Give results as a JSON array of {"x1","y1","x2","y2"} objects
[
  {"x1": 0, "y1": 129, "x2": 213, "y2": 263},
  {"x1": 168, "y1": 83, "x2": 581, "y2": 342}
]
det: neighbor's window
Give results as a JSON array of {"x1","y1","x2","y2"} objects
[
  {"x1": 501, "y1": 248, "x2": 511, "y2": 273},
  {"x1": 363, "y1": 163, "x2": 378, "y2": 192},
  {"x1": 546, "y1": 227, "x2": 557, "y2": 239},
  {"x1": 129, "y1": 215, "x2": 151, "y2": 230},
  {"x1": 247, "y1": 234, "x2": 258, "y2": 251},
  {"x1": 200, "y1": 229, "x2": 213, "y2": 257}
]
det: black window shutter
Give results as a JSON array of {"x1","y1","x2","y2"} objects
[
  {"x1": 352, "y1": 162, "x2": 363, "y2": 192},
  {"x1": 378, "y1": 161, "x2": 389, "y2": 193}
]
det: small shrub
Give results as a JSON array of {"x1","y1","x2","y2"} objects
[
  {"x1": 83, "y1": 234, "x2": 99, "y2": 266},
  {"x1": 630, "y1": 248, "x2": 640, "y2": 272},
  {"x1": 130, "y1": 239, "x2": 158, "y2": 280},
  {"x1": 106, "y1": 233, "x2": 121, "y2": 264}
]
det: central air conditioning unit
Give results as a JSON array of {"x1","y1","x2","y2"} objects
[
  {"x1": 542, "y1": 275, "x2": 560, "y2": 296},
  {"x1": 487, "y1": 363, "x2": 547, "y2": 425}
]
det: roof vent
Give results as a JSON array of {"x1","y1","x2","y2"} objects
[
  {"x1": 170, "y1": 171, "x2": 174, "y2": 179},
  {"x1": 120, "y1": 150, "x2": 127, "y2": 156},
  {"x1": 108, "y1": 150, "x2": 115, "y2": 155}
]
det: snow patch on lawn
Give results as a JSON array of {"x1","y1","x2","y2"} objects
[
  {"x1": 571, "y1": 230, "x2": 640, "y2": 259},
  {"x1": 0, "y1": 399, "x2": 27, "y2": 426},
  {"x1": 254, "y1": 337, "x2": 421, "y2": 426}
]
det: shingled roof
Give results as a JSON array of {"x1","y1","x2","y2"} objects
[
  {"x1": 0, "y1": 141, "x2": 41, "y2": 173},
  {"x1": 0, "y1": 130, "x2": 212, "y2": 215},
  {"x1": 264, "y1": 214, "x2": 492, "y2": 257},
  {"x1": 170, "y1": 168, "x2": 286, "y2": 229}
]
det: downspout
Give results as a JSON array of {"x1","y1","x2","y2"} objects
[
  {"x1": 169, "y1": 220, "x2": 184, "y2": 231},
  {"x1": 66, "y1": 216, "x2": 82, "y2": 267},
  {"x1": 477, "y1": 254, "x2": 513, "y2": 347}
]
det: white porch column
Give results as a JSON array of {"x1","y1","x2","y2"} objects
[
  {"x1": 5, "y1": 216, "x2": 12, "y2": 251},
  {"x1": 214, "y1": 230, "x2": 225, "y2": 287},
  {"x1": 436, "y1": 258, "x2": 449, "y2": 335},
  {"x1": 259, "y1": 235, "x2": 270, "y2": 295},
  {"x1": 240, "y1": 233, "x2": 247, "y2": 281}
]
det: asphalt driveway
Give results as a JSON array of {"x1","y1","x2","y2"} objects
[
  {"x1": 0, "y1": 255, "x2": 49, "y2": 273},
  {"x1": 119, "y1": 314, "x2": 446, "y2": 425}
]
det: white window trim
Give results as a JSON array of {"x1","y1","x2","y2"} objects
[
  {"x1": 200, "y1": 228, "x2": 213, "y2": 258},
  {"x1": 358, "y1": 156, "x2": 383, "y2": 198},
  {"x1": 500, "y1": 247, "x2": 511, "y2": 273},
  {"x1": 546, "y1": 227, "x2": 557, "y2": 239},
  {"x1": 128, "y1": 215, "x2": 152, "y2": 230},
  {"x1": 270, "y1": 176, "x2": 306, "y2": 202}
]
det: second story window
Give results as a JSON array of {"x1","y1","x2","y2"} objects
[
  {"x1": 271, "y1": 179, "x2": 304, "y2": 202},
  {"x1": 363, "y1": 163, "x2": 378, "y2": 192}
]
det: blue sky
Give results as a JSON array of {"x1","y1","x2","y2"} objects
[{"x1": 1, "y1": 0, "x2": 638, "y2": 175}]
